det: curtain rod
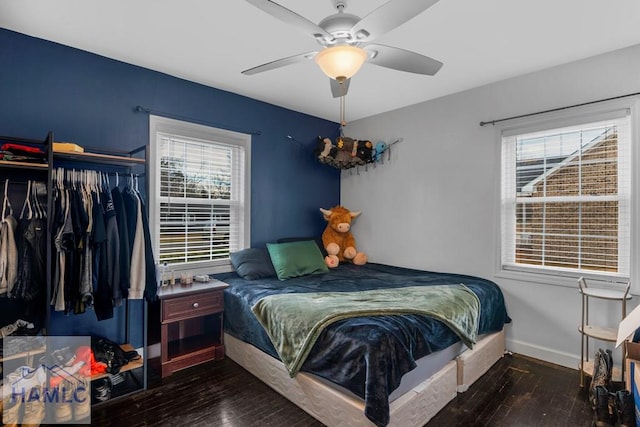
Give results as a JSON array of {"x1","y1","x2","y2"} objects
[
  {"x1": 134, "y1": 105, "x2": 262, "y2": 136},
  {"x1": 479, "y1": 91, "x2": 640, "y2": 127}
]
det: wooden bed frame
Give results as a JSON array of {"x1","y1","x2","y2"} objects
[{"x1": 224, "y1": 329, "x2": 505, "y2": 427}]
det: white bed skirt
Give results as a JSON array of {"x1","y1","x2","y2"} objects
[{"x1": 224, "y1": 329, "x2": 505, "y2": 427}]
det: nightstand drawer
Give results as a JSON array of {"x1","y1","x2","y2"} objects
[{"x1": 161, "y1": 291, "x2": 223, "y2": 323}]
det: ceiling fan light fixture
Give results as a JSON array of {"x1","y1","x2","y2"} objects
[{"x1": 315, "y1": 45, "x2": 367, "y2": 80}]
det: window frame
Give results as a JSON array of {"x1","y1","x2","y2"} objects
[
  {"x1": 494, "y1": 98, "x2": 640, "y2": 290},
  {"x1": 149, "y1": 115, "x2": 251, "y2": 275}
]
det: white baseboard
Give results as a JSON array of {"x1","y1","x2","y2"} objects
[
  {"x1": 506, "y1": 338, "x2": 579, "y2": 370},
  {"x1": 507, "y1": 338, "x2": 626, "y2": 373}
]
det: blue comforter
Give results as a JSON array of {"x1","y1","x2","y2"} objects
[{"x1": 217, "y1": 263, "x2": 510, "y2": 427}]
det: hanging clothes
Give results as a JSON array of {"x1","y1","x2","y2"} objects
[
  {"x1": 111, "y1": 179, "x2": 130, "y2": 300},
  {"x1": 124, "y1": 184, "x2": 145, "y2": 300},
  {"x1": 10, "y1": 180, "x2": 47, "y2": 302},
  {"x1": 57, "y1": 176, "x2": 76, "y2": 313},
  {"x1": 49, "y1": 167, "x2": 155, "y2": 318},
  {"x1": 91, "y1": 189, "x2": 113, "y2": 321},
  {"x1": 68, "y1": 184, "x2": 86, "y2": 313},
  {"x1": 48, "y1": 169, "x2": 115, "y2": 319},
  {"x1": 78, "y1": 176, "x2": 94, "y2": 310},
  {"x1": 0, "y1": 180, "x2": 18, "y2": 296},
  {"x1": 51, "y1": 179, "x2": 69, "y2": 312},
  {"x1": 101, "y1": 179, "x2": 121, "y2": 307},
  {"x1": 0, "y1": 215, "x2": 18, "y2": 295},
  {"x1": 138, "y1": 193, "x2": 157, "y2": 302}
]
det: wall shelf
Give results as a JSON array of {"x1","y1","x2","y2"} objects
[{"x1": 53, "y1": 150, "x2": 146, "y2": 166}]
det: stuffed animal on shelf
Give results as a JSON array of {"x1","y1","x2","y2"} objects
[
  {"x1": 373, "y1": 141, "x2": 387, "y2": 163},
  {"x1": 314, "y1": 136, "x2": 337, "y2": 164},
  {"x1": 350, "y1": 140, "x2": 366, "y2": 166},
  {"x1": 320, "y1": 206, "x2": 368, "y2": 268},
  {"x1": 332, "y1": 136, "x2": 356, "y2": 169},
  {"x1": 356, "y1": 140, "x2": 374, "y2": 164}
]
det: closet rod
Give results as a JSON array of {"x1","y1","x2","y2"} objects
[
  {"x1": 1, "y1": 179, "x2": 46, "y2": 185},
  {"x1": 55, "y1": 168, "x2": 144, "y2": 176},
  {"x1": 479, "y1": 91, "x2": 640, "y2": 127},
  {"x1": 134, "y1": 105, "x2": 262, "y2": 136}
]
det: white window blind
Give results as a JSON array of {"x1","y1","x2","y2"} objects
[
  {"x1": 150, "y1": 116, "x2": 250, "y2": 272},
  {"x1": 501, "y1": 113, "x2": 631, "y2": 277}
]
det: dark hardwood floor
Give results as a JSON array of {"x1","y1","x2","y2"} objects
[
  {"x1": 426, "y1": 354, "x2": 593, "y2": 427},
  {"x1": 89, "y1": 353, "x2": 595, "y2": 426}
]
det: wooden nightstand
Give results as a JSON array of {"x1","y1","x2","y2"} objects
[{"x1": 158, "y1": 279, "x2": 229, "y2": 377}]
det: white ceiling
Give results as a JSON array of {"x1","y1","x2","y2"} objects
[{"x1": 2, "y1": 0, "x2": 640, "y2": 122}]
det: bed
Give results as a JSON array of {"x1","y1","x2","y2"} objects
[{"x1": 216, "y1": 245, "x2": 510, "y2": 427}]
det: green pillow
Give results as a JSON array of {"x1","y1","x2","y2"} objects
[{"x1": 267, "y1": 240, "x2": 329, "y2": 280}]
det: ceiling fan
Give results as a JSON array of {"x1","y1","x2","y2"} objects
[{"x1": 242, "y1": 0, "x2": 444, "y2": 97}]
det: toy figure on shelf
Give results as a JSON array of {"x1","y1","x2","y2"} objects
[
  {"x1": 332, "y1": 136, "x2": 356, "y2": 169},
  {"x1": 314, "y1": 136, "x2": 337, "y2": 164},
  {"x1": 356, "y1": 140, "x2": 374, "y2": 164},
  {"x1": 373, "y1": 141, "x2": 387, "y2": 163}
]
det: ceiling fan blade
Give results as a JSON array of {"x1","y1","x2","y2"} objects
[
  {"x1": 364, "y1": 44, "x2": 443, "y2": 75},
  {"x1": 351, "y1": 0, "x2": 440, "y2": 42},
  {"x1": 245, "y1": 0, "x2": 332, "y2": 42},
  {"x1": 330, "y1": 78, "x2": 350, "y2": 98},
  {"x1": 242, "y1": 51, "x2": 318, "y2": 75}
]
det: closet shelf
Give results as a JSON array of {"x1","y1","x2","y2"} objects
[
  {"x1": 53, "y1": 151, "x2": 145, "y2": 166},
  {"x1": 91, "y1": 344, "x2": 144, "y2": 381},
  {"x1": 0, "y1": 160, "x2": 48, "y2": 170},
  {"x1": 0, "y1": 345, "x2": 46, "y2": 363}
]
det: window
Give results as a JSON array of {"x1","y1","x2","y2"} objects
[
  {"x1": 501, "y1": 111, "x2": 631, "y2": 279},
  {"x1": 149, "y1": 116, "x2": 250, "y2": 274}
]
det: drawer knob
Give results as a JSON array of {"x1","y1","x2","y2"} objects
[{"x1": 192, "y1": 302, "x2": 199, "y2": 308}]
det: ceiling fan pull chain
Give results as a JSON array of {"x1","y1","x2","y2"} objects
[
  {"x1": 339, "y1": 93, "x2": 343, "y2": 136},
  {"x1": 339, "y1": 87, "x2": 347, "y2": 136}
]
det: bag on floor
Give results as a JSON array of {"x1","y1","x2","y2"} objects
[{"x1": 91, "y1": 336, "x2": 140, "y2": 374}]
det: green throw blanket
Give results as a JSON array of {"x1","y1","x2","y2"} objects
[{"x1": 251, "y1": 284, "x2": 480, "y2": 376}]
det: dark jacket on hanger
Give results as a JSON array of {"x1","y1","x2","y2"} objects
[
  {"x1": 138, "y1": 196, "x2": 157, "y2": 302},
  {"x1": 92, "y1": 192, "x2": 113, "y2": 321},
  {"x1": 122, "y1": 187, "x2": 138, "y2": 256},
  {"x1": 70, "y1": 189, "x2": 88, "y2": 314},
  {"x1": 111, "y1": 187, "x2": 130, "y2": 299},
  {"x1": 102, "y1": 187, "x2": 121, "y2": 306}
]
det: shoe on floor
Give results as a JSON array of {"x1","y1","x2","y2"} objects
[
  {"x1": 21, "y1": 384, "x2": 45, "y2": 427},
  {"x1": 590, "y1": 349, "x2": 611, "y2": 408},
  {"x1": 593, "y1": 385, "x2": 616, "y2": 427},
  {"x1": 615, "y1": 389, "x2": 636, "y2": 427}
]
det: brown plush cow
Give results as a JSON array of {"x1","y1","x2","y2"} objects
[{"x1": 320, "y1": 206, "x2": 368, "y2": 268}]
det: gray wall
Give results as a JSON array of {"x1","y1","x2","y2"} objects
[{"x1": 342, "y1": 43, "x2": 640, "y2": 368}]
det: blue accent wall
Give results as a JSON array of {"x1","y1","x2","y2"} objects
[{"x1": 0, "y1": 29, "x2": 340, "y2": 344}]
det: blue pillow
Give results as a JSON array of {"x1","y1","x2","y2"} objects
[
  {"x1": 230, "y1": 247, "x2": 277, "y2": 280},
  {"x1": 267, "y1": 240, "x2": 329, "y2": 280}
]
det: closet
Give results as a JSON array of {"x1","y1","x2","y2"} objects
[
  {"x1": 0, "y1": 131, "x2": 150, "y2": 406},
  {"x1": 0, "y1": 134, "x2": 50, "y2": 378}
]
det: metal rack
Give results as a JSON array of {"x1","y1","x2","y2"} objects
[
  {"x1": 578, "y1": 277, "x2": 631, "y2": 387},
  {"x1": 0, "y1": 131, "x2": 149, "y2": 404}
]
